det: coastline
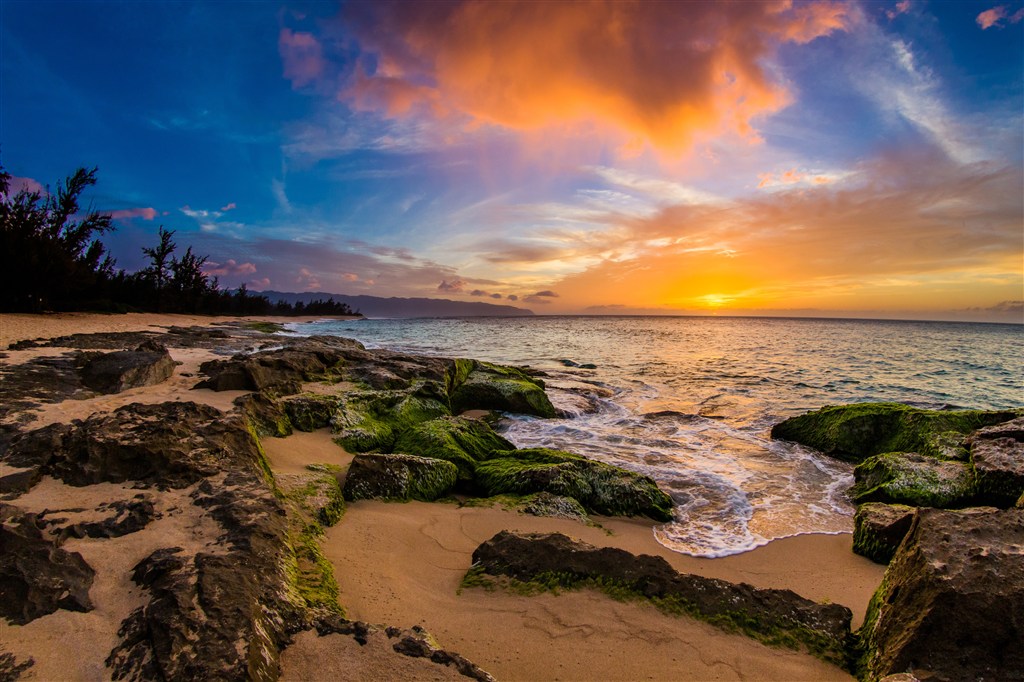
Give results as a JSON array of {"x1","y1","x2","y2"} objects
[{"x1": 1, "y1": 312, "x2": 884, "y2": 681}]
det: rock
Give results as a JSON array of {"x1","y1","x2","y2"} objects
[
  {"x1": 850, "y1": 452, "x2": 975, "y2": 508},
  {"x1": 277, "y1": 470, "x2": 345, "y2": 527},
  {"x1": 858, "y1": 507, "x2": 1024, "y2": 681},
  {"x1": 0, "y1": 650, "x2": 35, "y2": 680},
  {"x1": 518, "y1": 492, "x2": 589, "y2": 523},
  {"x1": 450, "y1": 361, "x2": 556, "y2": 418},
  {"x1": 852, "y1": 503, "x2": 916, "y2": 564},
  {"x1": 0, "y1": 468, "x2": 42, "y2": 500},
  {"x1": 471, "y1": 531, "x2": 852, "y2": 665},
  {"x1": 2, "y1": 402, "x2": 265, "y2": 490},
  {"x1": 343, "y1": 453, "x2": 458, "y2": 502},
  {"x1": 196, "y1": 336, "x2": 366, "y2": 393},
  {"x1": 771, "y1": 403, "x2": 1019, "y2": 464},
  {"x1": 969, "y1": 419, "x2": 1024, "y2": 507},
  {"x1": 474, "y1": 448, "x2": 674, "y2": 521},
  {"x1": 108, "y1": 472, "x2": 301, "y2": 682},
  {"x1": 393, "y1": 416, "x2": 514, "y2": 480},
  {"x1": 0, "y1": 503, "x2": 95, "y2": 624},
  {"x1": 80, "y1": 341, "x2": 176, "y2": 394},
  {"x1": 234, "y1": 392, "x2": 293, "y2": 438},
  {"x1": 282, "y1": 394, "x2": 344, "y2": 432},
  {"x1": 50, "y1": 496, "x2": 160, "y2": 541}
]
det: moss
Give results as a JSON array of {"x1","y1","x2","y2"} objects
[
  {"x1": 245, "y1": 419, "x2": 277, "y2": 484},
  {"x1": 450, "y1": 363, "x2": 557, "y2": 418},
  {"x1": 445, "y1": 358, "x2": 476, "y2": 395},
  {"x1": 393, "y1": 416, "x2": 514, "y2": 480},
  {"x1": 285, "y1": 473, "x2": 346, "y2": 527},
  {"x1": 851, "y1": 452, "x2": 975, "y2": 508},
  {"x1": 288, "y1": 522, "x2": 343, "y2": 613},
  {"x1": 460, "y1": 569, "x2": 848, "y2": 667},
  {"x1": 330, "y1": 389, "x2": 450, "y2": 452},
  {"x1": 771, "y1": 403, "x2": 1019, "y2": 464},
  {"x1": 343, "y1": 453, "x2": 459, "y2": 502},
  {"x1": 475, "y1": 448, "x2": 674, "y2": 521},
  {"x1": 284, "y1": 395, "x2": 344, "y2": 432}
]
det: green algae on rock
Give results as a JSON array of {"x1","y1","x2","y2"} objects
[
  {"x1": 475, "y1": 448, "x2": 674, "y2": 521},
  {"x1": 449, "y1": 360, "x2": 556, "y2": 418},
  {"x1": 467, "y1": 530, "x2": 854, "y2": 668},
  {"x1": 850, "y1": 452, "x2": 976, "y2": 508},
  {"x1": 343, "y1": 453, "x2": 459, "y2": 502},
  {"x1": 771, "y1": 403, "x2": 1019, "y2": 464},
  {"x1": 393, "y1": 416, "x2": 515, "y2": 480},
  {"x1": 852, "y1": 503, "x2": 916, "y2": 564}
]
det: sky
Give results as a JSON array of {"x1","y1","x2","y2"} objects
[{"x1": 2, "y1": 0, "x2": 1022, "y2": 321}]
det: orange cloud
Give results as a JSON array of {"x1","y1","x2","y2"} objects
[
  {"x1": 757, "y1": 168, "x2": 836, "y2": 188},
  {"x1": 341, "y1": 1, "x2": 850, "y2": 153},
  {"x1": 976, "y1": 5, "x2": 1024, "y2": 29}
]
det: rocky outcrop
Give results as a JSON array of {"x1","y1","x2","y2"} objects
[
  {"x1": 107, "y1": 471, "x2": 301, "y2": 682},
  {"x1": 474, "y1": 448, "x2": 674, "y2": 521},
  {"x1": 850, "y1": 452, "x2": 975, "y2": 508},
  {"x1": 852, "y1": 503, "x2": 916, "y2": 564},
  {"x1": 858, "y1": 507, "x2": 1024, "y2": 681},
  {"x1": 46, "y1": 496, "x2": 160, "y2": 541},
  {"x1": 771, "y1": 403, "x2": 1018, "y2": 464},
  {"x1": 80, "y1": 340, "x2": 176, "y2": 394},
  {"x1": 470, "y1": 531, "x2": 853, "y2": 665},
  {"x1": 3, "y1": 402, "x2": 265, "y2": 490},
  {"x1": 0, "y1": 503, "x2": 95, "y2": 625},
  {"x1": 449, "y1": 361, "x2": 556, "y2": 418},
  {"x1": 343, "y1": 453, "x2": 458, "y2": 502},
  {"x1": 969, "y1": 417, "x2": 1024, "y2": 507},
  {"x1": 518, "y1": 492, "x2": 589, "y2": 523}
]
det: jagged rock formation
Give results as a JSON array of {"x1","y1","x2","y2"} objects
[
  {"x1": 0, "y1": 503, "x2": 95, "y2": 624},
  {"x1": 79, "y1": 340, "x2": 177, "y2": 394},
  {"x1": 469, "y1": 530, "x2": 853, "y2": 666},
  {"x1": 858, "y1": 507, "x2": 1024, "y2": 681},
  {"x1": 969, "y1": 416, "x2": 1024, "y2": 506}
]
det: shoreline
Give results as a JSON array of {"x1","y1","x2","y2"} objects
[{"x1": 1, "y1": 312, "x2": 885, "y2": 681}]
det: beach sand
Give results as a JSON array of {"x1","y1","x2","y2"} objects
[{"x1": 1, "y1": 312, "x2": 886, "y2": 681}]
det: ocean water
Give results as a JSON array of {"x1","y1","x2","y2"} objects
[{"x1": 287, "y1": 316, "x2": 1023, "y2": 557}]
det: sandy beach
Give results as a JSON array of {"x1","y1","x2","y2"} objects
[{"x1": 1, "y1": 312, "x2": 886, "y2": 681}]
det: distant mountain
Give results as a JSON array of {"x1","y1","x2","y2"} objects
[{"x1": 259, "y1": 291, "x2": 535, "y2": 318}]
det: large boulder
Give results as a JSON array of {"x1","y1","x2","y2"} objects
[
  {"x1": 858, "y1": 507, "x2": 1024, "y2": 681},
  {"x1": 771, "y1": 403, "x2": 1019, "y2": 464},
  {"x1": 393, "y1": 416, "x2": 515, "y2": 480},
  {"x1": 0, "y1": 503, "x2": 95, "y2": 624},
  {"x1": 852, "y1": 503, "x2": 916, "y2": 564},
  {"x1": 850, "y1": 452, "x2": 975, "y2": 508},
  {"x1": 471, "y1": 531, "x2": 853, "y2": 666},
  {"x1": 343, "y1": 453, "x2": 458, "y2": 502},
  {"x1": 80, "y1": 340, "x2": 176, "y2": 394},
  {"x1": 450, "y1": 361, "x2": 556, "y2": 418},
  {"x1": 196, "y1": 337, "x2": 366, "y2": 393},
  {"x1": 969, "y1": 417, "x2": 1024, "y2": 507},
  {"x1": 475, "y1": 448, "x2": 674, "y2": 521}
]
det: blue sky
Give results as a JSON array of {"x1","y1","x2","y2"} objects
[{"x1": 2, "y1": 0, "x2": 1022, "y2": 320}]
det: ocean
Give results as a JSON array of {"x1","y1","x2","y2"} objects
[{"x1": 287, "y1": 316, "x2": 1023, "y2": 557}]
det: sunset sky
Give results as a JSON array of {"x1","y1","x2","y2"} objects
[{"x1": 2, "y1": 1, "x2": 1022, "y2": 321}]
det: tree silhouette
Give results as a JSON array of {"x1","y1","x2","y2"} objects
[{"x1": 0, "y1": 164, "x2": 115, "y2": 311}]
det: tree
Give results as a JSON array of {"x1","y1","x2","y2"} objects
[
  {"x1": 0, "y1": 164, "x2": 116, "y2": 311},
  {"x1": 141, "y1": 227, "x2": 176, "y2": 311}
]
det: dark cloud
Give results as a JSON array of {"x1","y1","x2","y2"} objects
[
  {"x1": 532, "y1": 290, "x2": 559, "y2": 298},
  {"x1": 490, "y1": 293, "x2": 502, "y2": 299},
  {"x1": 438, "y1": 279, "x2": 466, "y2": 292},
  {"x1": 469, "y1": 289, "x2": 488, "y2": 297},
  {"x1": 507, "y1": 294, "x2": 518, "y2": 301}
]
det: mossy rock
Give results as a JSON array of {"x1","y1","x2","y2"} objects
[
  {"x1": 771, "y1": 403, "x2": 1019, "y2": 464},
  {"x1": 476, "y1": 448, "x2": 673, "y2": 521},
  {"x1": 279, "y1": 470, "x2": 346, "y2": 527},
  {"x1": 393, "y1": 416, "x2": 514, "y2": 480},
  {"x1": 330, "y1": 388, "x2": 451, "y2": 453},
  {"x1": 851, "y1": 452, "x2": 975, "y2": 508},
  {"x1": 852, "y1": 502, "x2": 916, "y2": 564},
  {"x1": 283, "y1": 395, "x2": 344, "y2": 432},
  {"x1": 518, "y1": 492, "x2": 589, "y2": 523},
  {"x1": 343, "y1": 453, "x2": 458, "y2": 502},
  {"x1": 450, "y1": 362, "x2": 556, "y2": 418},
  {"x1": 236, "y1": 392, "x2": 293, "y2": 438}
]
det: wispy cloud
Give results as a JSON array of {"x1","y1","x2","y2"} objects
[
  {"x1": 976, "y1": 5, "x2": 1024, "y2": 29},
  {"x1": 109, "y1": 207, "x2": 158, "y2": 222}
]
